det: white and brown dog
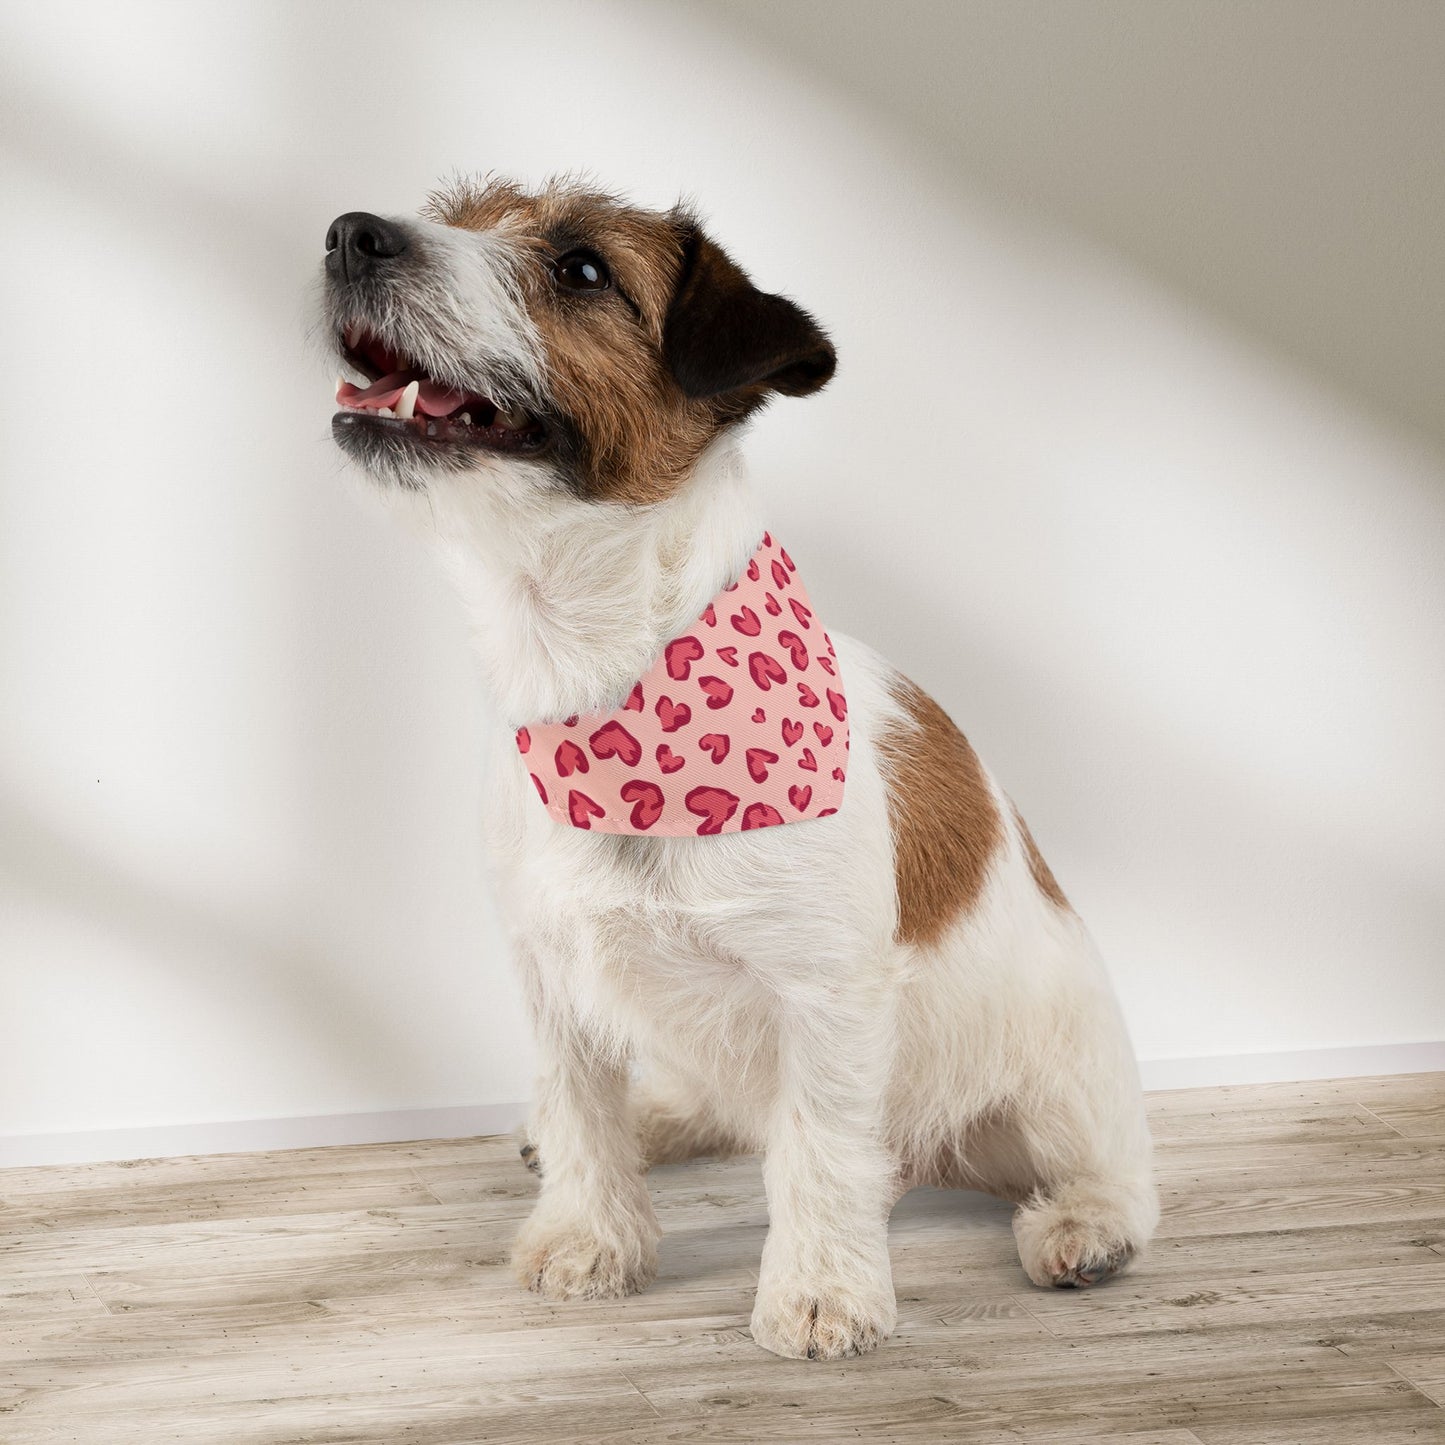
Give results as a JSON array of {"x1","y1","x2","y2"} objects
[{"x1": 319, "y1": 177, "x2": 1157, "y2": 1361}]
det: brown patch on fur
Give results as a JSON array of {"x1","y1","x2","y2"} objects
[
  {"x1": 1012, "y1": 802, "x2": 1071, "y2": 911},
  {"x1": 878, "y1": 679, "x2": 1002, "y2": 946},
  {"x1": 422, "y1": 177, "x2": 750, "y2": 504}
]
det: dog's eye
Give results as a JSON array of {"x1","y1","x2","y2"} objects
[{"x1": 552, "y1": 249, "x2": 610, "y2": 292}]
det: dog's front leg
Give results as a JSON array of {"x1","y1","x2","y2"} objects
[
  {"x1": 512, "y1": 1005, "x2": 659, "y2": 1301},
  {"x1": 751, "y1": 979, "x2": 898, "y2": 1360}
]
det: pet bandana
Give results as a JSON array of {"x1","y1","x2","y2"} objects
[{"x1": 515, "y1": 533, "x2": 848, "y2": 835}]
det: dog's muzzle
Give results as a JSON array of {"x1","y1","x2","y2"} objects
[{"x1": 325, "y1": 212, "x2": 409, "y2": 285}]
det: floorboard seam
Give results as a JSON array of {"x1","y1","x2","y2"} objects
[
  {"x1": 619, "y1": 1371, "x2": 663, "y2": 1418},
  {"x1": 1355, "y1": 1103, "x2": 1410, "y2": 1138},
  {"x1": 406, "y1": 1165, "x2": 447, "y2": 1206},
  {"x1": 80, "y1": 1273, "x2": 113, "y2": 1316},
  {"x1": 1386, "y1": 1361, "x2": 1445, "y2": 1408},
  {"x1": 1007, "y1": 1292, "x2": 1062, "y2": 1338}
]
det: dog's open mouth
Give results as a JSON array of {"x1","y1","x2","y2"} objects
[{"x1": 334, "y1": 326, "x2": 547, "y2": 454}]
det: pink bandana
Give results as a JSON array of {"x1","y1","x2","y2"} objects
[{"x1": 515, "y1": 534, "x2": 848, "y2": 835}]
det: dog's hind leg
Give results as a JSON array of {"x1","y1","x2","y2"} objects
[
  {"x1": 635, "y1": 1077, "x2": 749, "y2": 1167},
  {"x1": 930, "y1": 1100, "x2": 1156, "y2": 1289},
  {"x1": 1003, "y1": 1072, "x2": 1159, "y2": 1290},
  {"x1": 917, "y1": 1026, "x2": 1156, "y2": 1290}
]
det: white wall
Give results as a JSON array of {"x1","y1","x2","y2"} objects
[{"x1": 2, "y1": 0, "x2": 1442, "y2": 1159}]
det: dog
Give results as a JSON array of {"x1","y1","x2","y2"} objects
[{"x1": 319, "y1": 177, "x2": 1158, "y2": 1360}]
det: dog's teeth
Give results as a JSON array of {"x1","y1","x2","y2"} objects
[
  {"x1": 459, "y1": 412, "x2": 472, "y2": 425},
  {"x1": 395, "y1": 380, "x2": 419, "y2": 420},
  {"x1": 335, "y1": 374, "x2": 347, "y2": 400},
  {"x1": 378, "y1": 406, "x2": 395, "y2": 418}
]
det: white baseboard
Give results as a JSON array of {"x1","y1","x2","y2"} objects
[
  {"x1": 1136, "y1": 1040, "x2": 1445, "y2": 1092},
  {"x1": 0, "y1": 1102, "x2": 528, "y2": 1170},
  {"x1": 3, "y1": 1042, "x2": 1440, "y2": 1170}
]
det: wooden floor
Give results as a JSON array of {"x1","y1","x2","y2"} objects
[{"x1": 2, "y1": 1075, "x2": 1443, "y2": 1444}]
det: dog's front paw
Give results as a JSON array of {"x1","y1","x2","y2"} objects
[
  {"x1": 750, "y1": 1280, "x2": 897, "y2": 1360},
  {"x1": 512, "y1": 1212, "x2": 658, "y2": 1300}
]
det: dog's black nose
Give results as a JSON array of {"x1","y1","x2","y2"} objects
[{"x1": 325, "y1": 212, "x2": 408, "y2": 281}]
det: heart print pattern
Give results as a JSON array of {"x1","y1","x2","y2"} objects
[{"x1": 517, "y1": 534, "x2": 848, "y2": 835}]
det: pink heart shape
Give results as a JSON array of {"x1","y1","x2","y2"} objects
[
  {"x1": 665, "y1": 635, "x2": 705, "y2": 680},
  {"x1": 778, "y1": 630, "x2": 808, "y2": 670},
  {"x1": 746, "y1": 747, "x2": 779, "y2": 783},
  {"x1": 567, "y1": 789, "x2": 605, "y2": 829},
  {"x1": 741, "y1": 801, "x2": 784, "y2": 830},
  {"x1": 589, "y1": 720, "x2": 642, "y2": 766},
  {"x1": 748, "y1": 652, "x2": 787, "y2": 690},
  {"x1": 620, "y1": 779, "x2": 665, "y2": 830},
  {"x1": 698, "y1": 732, "x2": 730, "y2": 763},
  {"x1": 555, "y1": 739, "x2": 589, "y2": 777},
  {"x1": 686, "y1": 784, "x2": 739, "y2": 835},
  {"x1": 699, "y1": 675, "x2": 734, "y2": 709},
  {"x1": 656, "y1": 695, "x2": 691, "y2": 733}
]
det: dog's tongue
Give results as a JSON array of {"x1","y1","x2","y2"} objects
[{"x1": 336, "y1": 372, "x2": 470, "y2": 417}]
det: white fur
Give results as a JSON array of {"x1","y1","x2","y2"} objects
[{"x1": 328, "y1": 224, "x2": 1158, "y2": 1360}]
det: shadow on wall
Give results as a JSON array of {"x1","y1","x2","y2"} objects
[
  {"x1": 0, "y1": 783, "x2": 440, "y2": 1125},
  {"x1": 0, "y1": 23, "x2": 504, "y2": 1132},
  {"x1": 0, "y1": 58, "x2": 292, "y2": 293},
  {"x1": 693, "y1": 0, "x2": 1445, "y2": 452}
]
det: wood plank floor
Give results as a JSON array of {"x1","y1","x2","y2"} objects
[{"x1": 2, "y1": 1073, "x2": 1443, "y2": 1443}]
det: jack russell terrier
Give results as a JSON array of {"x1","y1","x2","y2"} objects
[{"x1": 320, "y1": 177, "x2": 1157, "y2": 1361}]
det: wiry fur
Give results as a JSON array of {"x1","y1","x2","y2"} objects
[{"x1": 320, "y1": 178, "x2": 1157, "y2": 1360}]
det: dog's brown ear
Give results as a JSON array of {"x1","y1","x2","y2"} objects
[{"x1": 663, "y1": 224, "x2": 836, "y2": 401}]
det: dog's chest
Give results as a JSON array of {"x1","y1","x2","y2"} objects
[
  {"x1": 523, "y1": 842, "x2": 771, "y2": 1065},
  {"x1": 496, "y1": 794, "x2": 758, "y2": 967},
  {"x1": 537, "y1": 832, "x2": 746, "y2": 955}
]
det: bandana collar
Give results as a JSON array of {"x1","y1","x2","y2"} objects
[{"x1": 515, "y1": 533, "x2": 848, "y2": 836}]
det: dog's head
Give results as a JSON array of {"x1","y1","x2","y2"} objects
[{"x1": 322, "y1": 177, "x2": 835, "y2": 504}]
